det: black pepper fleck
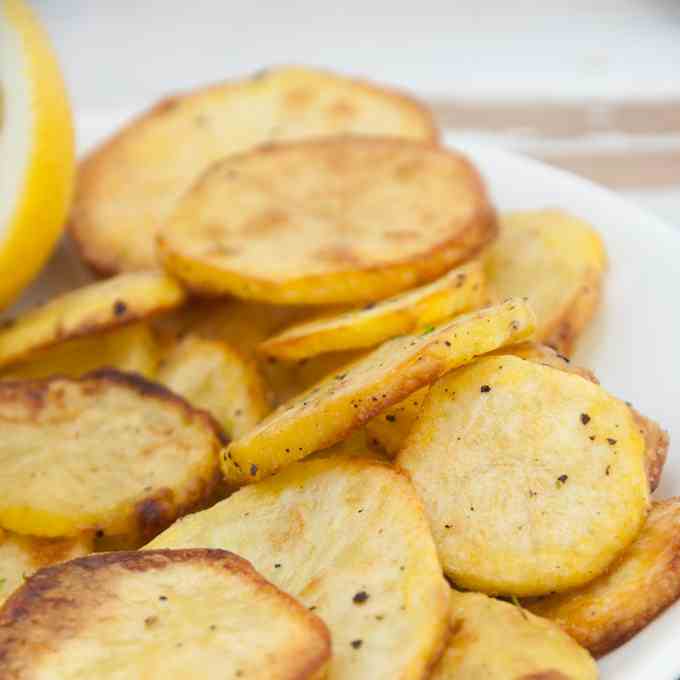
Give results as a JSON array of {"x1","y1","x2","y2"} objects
[
  {"x1": 581, "y1": 413, "x2": 591, "y2": 425},
  {"x1": 353, "y1": 591, "x2": 369, "y2": 604},
  {"x1": 113, "y1": 300, "x2": 127, "y2": 317},
  {"x1": 386, "y1": 414, "x2": 396, "y2": 422},
  {"x1": 351, "y1": 639, "x2": 363, "y2": 649},
  {"x1": 480, "y1": 385, "x2": 491, "y2": 393},
  {"x1": 607, "y1": 438, "x2": 617, "y2": 445},
  {"x1": 250, "y1": 464, "x2": 258, "y2": 476}
]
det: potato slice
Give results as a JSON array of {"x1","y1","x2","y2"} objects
[
  {"x1": 71, "y1": 66, "x2": 439, "y2": 275},
  {"x1": 149, "y1": 458, "x2": 449, "y2": 680},
  {"x1": 0, "y1": 272, "x2": 185, "y2": 369},
  {"x1": 3, "y1": 323, "x2": 159, "y2": 379},
  {"x1": 632, "y1": 409, "x2": 669, "y2": 492},
  {"x1": 431, "y1": 590, "x2": 597, "y2": 679},
  {"x1": 259, "y1": 261, "x2": 487, "y2": 359},
  {"x1": 398, "y1": 355, "x2": 649, "y2": 597},
  {"x1": 486, "y1": 210, "x2": 606, "y2": 355},
  {"x1": 0, "y1": 530, "x2": 92, "y2": 606},
  {"x1": 222, "y1": 299, "x2": 535, "y2": 483},
  {"x1": 159, "y1": 137, "x2": 496, "y2": 304},
  {"x1": 309, "y1": 428, "x2": 388, "y2": 461},
  {"x1": 158, "y1": 335, "x2": 269, "y2": 440},
  {"x1": 527, "y1": 499, "x2": 680, "y2": 656},
  {"x1": 0, "y1": 549, "x2": 331, "y2": 680},
  {"x1": 0, "y1": 371, "x2": 222, "y2": 540}
]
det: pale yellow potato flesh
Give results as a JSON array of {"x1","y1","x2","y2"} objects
[
  {"x1": 0, "y1": 272, "x2": 185, "y2": 368},
  {"x1": 398, "y1": 355, "x2": 649, "y2": 597},
  {"x1": 259, "y1": 261, "x2": 486, "y2": 359},
  {"x1": 159, "y1": 137, "x2": 496, "y2": 304},
  {"x1": 149, "y1": 458, "x2": 450, "y2": 680},
  {"x1": 430, "y1": 591, "x2": 597, "y2": 680},
  {"x1": 158, "y1": 335, "x2": 270, "y2": 440},
  {"x1": 0, "y1": 372, "x2": 222, "y2": 540},
  {"x1": 0, "y1": 549, "x2": 331, "y2": 680},
  {"x1": 222, "y1": 299, "x2": 535, "y2": 483},
  {"x1": 486, "y1": 210, "x2": 606, "y2": 355},
  {"x1": 527, "y1": 499, "x2": 680, "y2": 657}
]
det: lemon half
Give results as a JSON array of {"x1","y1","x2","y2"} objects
[{"x1": 0, "y1": 0, "x2": 75, "y2": 311}]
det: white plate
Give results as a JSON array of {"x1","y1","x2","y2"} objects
[{"x1": 9, "y1": 134, "x2": 680, "y2": 680}]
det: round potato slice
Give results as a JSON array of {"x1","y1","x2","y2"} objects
[
  {"x1": 222, "y1": 299, "x2": 535, "y2": 483},
  {"x1": 527, "y1": 498, "x2": 680, "y2": 657},
  {"x1": 0, "y1": 529, "x2": 92, "y2": 606},
  {"x1": 158, "y1": 335, "x2": 270, "y2": 440},
  {"x1": 398, "y1": 355, "x2": 650, "y2": 597},
  {"x1": 431, "y1": 590, "x2": 597, "y2": 680},
  {"x1": 149, "y1": 458, "x2": 449, "y2": 680},
  {"x1": 70, "y1": 67, "x2": 438, "y2": 275},
  {"x1": 0, "y1": 370, "x2": 222, "y2": 540},
  {"x1": 159, "y1": 137, "x2": 496, "y2": 304},
  {"x1": 259, "y1": 261, "x2": 487, "y2": 359},
  {"x1": 0, "y1": 549, "x2": 331, "y2": 680},
  {"x1": 486, "y1": 210, "x2": 606, "y2": 355},
  {"x1": 0, "y1": 272, "x2": 185, "y2": 369}
]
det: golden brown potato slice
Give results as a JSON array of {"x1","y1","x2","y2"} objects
[
  {"x1": 486, "y1": 210, "x2": 606, "y2": 355},
  {"x1": 0, "y1": 371, "x2": 222, "y2": 540},
  {"x1": 0, "y1": 530, "x2": 92, "y2": 606},
  {"x1": 150, "y1": 458, "x2": 449, "y2": 680},
  {"x1": 222, "y1": 299, "x2": 535, "y2": 483},
  {"x1": 159, "y1": 137, "x2": 496, "y2": 304},
  {"x1": 2, "y1": 323, "x2": 159, "y2": 380},
  {"x1": 398, "y1": 355, "x2": 649, "y2": 597},
  {"x1": 631, "y1": 409, "x2": 669, "y2": 493},
  {"x1": 0, "y1": 272, "x2": 185, "y2": 369},
  {"x1": 71, "y1": 66, "x2": 439, "y2": 275},
  {"x1": 527, "y1": 498, "x2": 680, "y2": 657},
  {"x1": 431, "y1": 591, "x2": 597, "y2": 680},
  {"x1": 259, "y1": 261, "x2": 487, "y2": 359},
  {"x1": 0, "y1": 549, "x2": 331, "y2": 680},
  {"x1": 157, "y1": 335, "x2": 270, "y2": 440}
]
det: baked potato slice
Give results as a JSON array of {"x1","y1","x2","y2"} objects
[
  {"x1": 0, "y1": 549, "x2": 331, "y2": 680},
  {"x1": 159, "y1": 137, "x2": 496, "y2": 304},
  {"x1": 430, "y1": 590, "x2": 597, "y2": 680},
  {"x1": 0, "y1": 371, "x2": 222, "y2": 540},
  {"x1": 398, "y1": 355, "x2": 649, "y2": 597},
  {"x1": 486, "y1": 210, "x2": 606, "y2": 355},
  {"x1": 149, "y1": 458, "x2": 449, "y2": 680},
  {"x1": 222, "y1": 299, "x2": 535, "y2": 483}
]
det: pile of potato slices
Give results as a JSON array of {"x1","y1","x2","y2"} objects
[{"x1": 0, "y1": 66, "x2": 675, "y2": 680}]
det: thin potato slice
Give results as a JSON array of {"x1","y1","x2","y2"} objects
[
  {"x1": 2, "y1": 323, "x2": 159, "y2": 379},
  {"x1": 0, "y1": 549, "x2": 331, "y2": 680},
  {"x1": 486, "y1": 210, "x2": 606, "y2": 355},
  {"x1": 0, "y1": 530, "x2": 92, "y2": 606},
  {"x1": 159, "y1": 137, "x2": 496, "y2": 304},
  {"x1": 309, "y1": 428, "x2": 388, "y2": 461},
  {"x1": 0, "y1": 371, "x2": 222, "y2": 540},
  {"x1": 431, "y1": 590, "x2": 597, "y2": 680},
  {"x1": 149, "y1": 458, "x2": 449, "y2": 680},
  {"x1": 527, "y1": 499, "x2": 680, "y2": 657},
  {"x1": 0, "y1": 272, "x2": 185, "y2": 369},
  {"x1": 222, "y1": 299, "x2": 535, "y2": 483},
  {"x1": 259, "y1": 261, "x2": 486, "y2": 359},
  {"x1": 71, "y1": 66, "x2": 439, "y2": 275},
  {"x1": 398, "y1": 355, "x2": 650, "y2": 597},
  {"x1": 158, "y1": 335, "x2": 270, "y2": 440}
]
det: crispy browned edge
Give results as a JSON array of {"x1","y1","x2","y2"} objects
[
  {"x1": 630, "y1": 409, "x2": 670, "y2": 493},
  {"x1": 0, "y1": 549, "x2": 332, "y2": 679},
  {"x1": 0, "y1": 370, "x2": 228, "y2": 542},
  {"x1": 69, "y1": 67, "x2": 440, "y2": 276},
  {"x1": 159, "y1": 136, "x2": 498, "y2": 302}
]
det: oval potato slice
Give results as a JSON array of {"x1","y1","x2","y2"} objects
[
  {"x1": 0, "y1": 272, "x2": 185, "y2": 369},
  {"x1": 149, "y1": 458, "x2": 449, "y2": 680},
  {"x1": 0, "y1": 371, "x2": 222, "y2": 540},
  {"x1": 159, "y1": 137, "x2": 496, "y2": 304},
  {"x1": 259, "y1": 261, "x2": 486, "y2": 359},
  {"x1": 398, "y1": 355, "x2": 650, "y2": 597},
  {"x1": 486, "y1": 210, "x2": 606, "y2": 355},
  {"x1": 158, "y1": 335, "x2": 270, "y2": 440},
  {"x1": 0, "y1": 530, "x2": 92, "y2": 606},
  {"x1": 222, "y1": 299, "x2": 535, "y2": 483},
  {"x1": 0, "y1": 549, "x2": 331, "y2": 680},
  {"x1": 527, "y1": 498, "x2": 680, "y2": 657},
  {"x1": 432, "y1": 590, "x2": 597, "y2": 679},
  {"x1": 70, "y1": 66, "x2": 439, "y2": 275}
]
